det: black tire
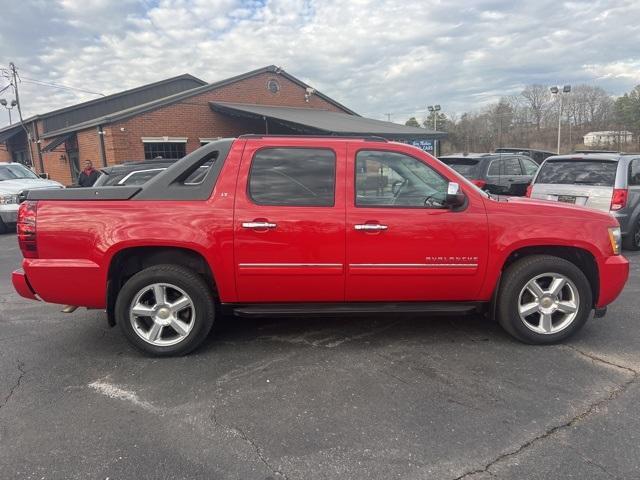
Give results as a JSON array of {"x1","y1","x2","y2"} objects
[
  {"x1": 497, "y1": 255, "x2": 592, "y2": 344},
  {"x1": 115, "y1": 264, "x2": 215, "y2": 356},
  {"x1": 622, "y1": 218, "x2": 640, "y2": 251}
]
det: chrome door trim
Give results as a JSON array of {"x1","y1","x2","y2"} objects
[
  {"x1": 349, "y1": 263, "x2": 478, "y2": 268},
  {"x1": 239, "y1": 263, "x2": 343, "y2": 268}
]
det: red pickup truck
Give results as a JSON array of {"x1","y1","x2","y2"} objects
[{"x1": 12, "y1": 136, "x2": 629, "y2": 356}]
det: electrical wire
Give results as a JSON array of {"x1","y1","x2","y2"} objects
[{"x1": 19, "y1": 77, "x2": 105, "y2": 97}]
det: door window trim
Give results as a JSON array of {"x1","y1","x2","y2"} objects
[
  {"x1": 247, "y1": 146, "x2": 338, "y2": 207},
  {"x1": 353, "y1": 148, "x2": 451, "y2": 210}
]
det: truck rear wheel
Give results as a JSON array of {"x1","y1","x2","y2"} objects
[
  {"x1": 115, "y1": 264, "x2": 215, "y2": 356},
  {"x1": 497, "y1": 255, "x2": 592, "y2": 344}
]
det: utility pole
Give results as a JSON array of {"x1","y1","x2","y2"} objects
[
  {"x1": 9, "y1": 62, "x2": 34, "y2": 168},
  {"x1": 385, "y1": 113, "x2": 391, "y2": 122}
]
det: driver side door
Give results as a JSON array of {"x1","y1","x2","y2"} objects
[{"x1": 346, "y1": 145, "x2": 489, "y2": 301}]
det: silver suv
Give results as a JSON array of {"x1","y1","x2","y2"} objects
[{"x1": 529, "y1": 153, "x2": 640, "y2": 249}]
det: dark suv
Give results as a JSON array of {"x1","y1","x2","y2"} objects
[{"x1": 439, "y1": 153, "x2": 539, "y2": 196}]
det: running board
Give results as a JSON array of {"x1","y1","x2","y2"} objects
[{"x1": 229, "y1": 302, "x2": 484, "y2": 318}]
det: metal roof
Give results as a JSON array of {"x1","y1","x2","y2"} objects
[
  {"x1": 211, "y1": 101, "x2": 445, "y2": 139},
  {"x1": 40, "y1": 66, "x2": 358, "y2": 139}
]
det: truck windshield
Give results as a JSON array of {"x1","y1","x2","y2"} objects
[
  {"x1": 0, "y1": 164, "x2": 39, "y2": 181},
  {"x1": 536, "y1": 160, "x2": 617, "y2": 186}
]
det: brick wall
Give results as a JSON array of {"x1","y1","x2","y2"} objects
[
  {"x1": 106, "y1": 72, "x2": 347, "y2": 164},
  {"x1": 32, "y1": 71, "x2": 352, "y2": 182},
  {"x1": 0, "y1": 148, "x2": 10, "y2": 162}
]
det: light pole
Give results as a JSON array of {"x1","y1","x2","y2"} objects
[
  {"x1": 427, "y1": 105, "x2": 441, "y2": 157},
  {"x1": 550, "y1": 85, "x2": 571, "y2": 154},
  {"x1": 0, "y1": 98, "x2": 17, "y2": 125},
  {"x1": 427, "y1": 104, "x2": 441, "y2": 130}
]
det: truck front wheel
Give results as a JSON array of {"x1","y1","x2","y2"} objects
[
  {"x1": 115, "y1": 264, "x2": 215, "y2": 356},
  {"x1": 497, "y1": 255, "x2": 592, "y2": 344}
]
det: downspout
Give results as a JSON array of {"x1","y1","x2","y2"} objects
[
  {"x1": 263, "y1": 116, "x2": 268, "y2": 134},
  {"x1": 32, "y1": 121, "x2": 44, "y2": 173},
  {"x1": 97, "y1": 125, "x2": 107, "y2": 167}
]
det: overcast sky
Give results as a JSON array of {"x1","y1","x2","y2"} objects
[{"x1": 1, "y1": 0, "x2": 639, "y2": 128}]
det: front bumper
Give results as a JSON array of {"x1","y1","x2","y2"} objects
[
  {"x1": 0, "y1": 203, "x2": 18, "y2": 224},
  {"x1": 12, "y1": 269, "x2": 39, "y2": 301},
  {"x1": 596, "y1": 255, "x2": 629, "y2": 308}
]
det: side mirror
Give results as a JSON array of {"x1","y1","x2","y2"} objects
[
  {"x1": 445, "y1": 182, "x2": 466, "y2": 209},
  {"x1": 38, "y1": 173, "x2": 49, "y2": 179}
]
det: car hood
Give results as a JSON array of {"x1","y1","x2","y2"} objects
[
  {"x1": 492, "y1": 195, "x2": 617, "y2": 223},
  {"x1": 0, "y1": 178, "x2": 64, "y2": 194}
]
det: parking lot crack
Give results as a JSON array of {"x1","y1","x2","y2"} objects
[
  {"x1": 451, "y1": 348, "x2": 638, "y2": 480},
  {"x1": 212, "y1": 407, "x2": 290, "y2": 480},
  {"x1": 1, "y1": 361, "x2": 25, "y2": 411}
]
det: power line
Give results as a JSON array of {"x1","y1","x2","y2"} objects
[{"x1": 20, "y1": 77, "x2": 105, "y2": 97}]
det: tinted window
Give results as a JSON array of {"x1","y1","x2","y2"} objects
[
  {"x1": 489, "y1": 158, "x2": 523, "y2": 176},
  {"x1": 249, "y1": 148, "x2": 336, "y2": 206},
  {"x1": 440, "y1": 158, "x2": 480, "y2": 177},
  {"x1": 629, "y1": 159, "x2": 640, "y2": 186},
  {"x1": 356, "y1": 150, "x2": 448, "y2": 208},
  {"x1": 488, "y1": 159, "x2": 502, "y2": 176},
  {"x1": 521, "y1": 158, "x2": 539, "y2": 175},
  {"x1": 536, "y1": 160, "x2": 617, "y2": 186},
  {"x1": 503, "y1": 158, "x2": 523, "y2": 175}
]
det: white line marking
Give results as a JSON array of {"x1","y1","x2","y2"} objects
[{"x1": 88, "y1": 379, "x2": 163, "y2": 414}]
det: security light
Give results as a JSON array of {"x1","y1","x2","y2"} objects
[
  {"x1": 0, "y1": 99, "x2": 6, "y2": 106},
  {"x1": 563, "y1": 85, "x2": 571, "y2": 93},
  {"x1": 550, "y1": 86, "x2": 559, "y2": 94}
]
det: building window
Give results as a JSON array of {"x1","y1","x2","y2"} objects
[
  {"x1": 267, "y1": 79, "x2": 280, "y2": 94},
  {"x1": 143, "y1": 142, "x2": 186, "y2": 160}
]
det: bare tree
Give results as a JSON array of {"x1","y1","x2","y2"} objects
[{"x1": 521, "y1": 84, "x2": 550, "y2": 131}]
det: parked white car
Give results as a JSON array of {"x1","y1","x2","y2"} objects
[{"x1": 0, "y1": 163, "x2": 63, "y2": 233}]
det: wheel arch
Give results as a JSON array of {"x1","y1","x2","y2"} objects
[
  {"x1": 498, "y1": 245, "x2": 599, "y2": 308},
  {"x1": 106, "y1": 246, "x2": 218, "y2": 326}
]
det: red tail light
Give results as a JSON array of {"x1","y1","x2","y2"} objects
[
  {"x1": 17, "y1": 201, "x2": 38, "y2": 258},
  {"x1": 610, "y1": 189, "x2": 628, "y2": 211},
  {"x1": 471, "y1": 179, "x2": 486, "y2": 189},
  {"x1": 526, "y1": 184, "x2": 533, "y2": 197}
]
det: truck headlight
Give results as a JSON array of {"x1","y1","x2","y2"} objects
[
  {"x1": 0, "y1": 194, "x2": 19, "y2": 205},
  {"x1": 608, "y1": 227, "x2": 621, "y2": 255}
]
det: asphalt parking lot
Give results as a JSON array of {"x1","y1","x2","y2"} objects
[{"x1": 1, "y1": 232, "x2": 639, "y2": 480}]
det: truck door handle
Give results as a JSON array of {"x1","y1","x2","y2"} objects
[
  {"x1": 242, "y1": 221, "x2": 277, "y2": 229},
  {"x1": 354, "y1": 224, "x2": 388, "y2": 231}
]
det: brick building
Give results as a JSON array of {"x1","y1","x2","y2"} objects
[{"x1": 0, "y1": 65, "x2": 443, "y2": 185}]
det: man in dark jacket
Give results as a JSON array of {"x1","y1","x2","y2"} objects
[{"x1": 78, "y1": 160, "x2": 99, "y2": 187}]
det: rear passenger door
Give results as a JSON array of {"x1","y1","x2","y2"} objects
[{"x1": 233, "y1": 141, "x2": 346, "y2": 302}]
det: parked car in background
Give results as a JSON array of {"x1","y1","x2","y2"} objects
[
  {"x1": 528, "y1": 153, "x2": 640, "y2": 250},
  {"x1": 94, "y1": 159, "x2": 177, "y2": 187},
  {"x1": 439, "y1": 153, "x2": 539, "y2": 196},
  {"x1": 0, "y1": 162, "x2": 63, "y2": 233},
  {"x1": 494, "y1": 147, "x2": 556, "y2": 164},
  {"x1": 94, "y1": 158, "x2": 211, "y2": 187}
]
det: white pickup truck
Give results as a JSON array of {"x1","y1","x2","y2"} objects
[{"x1": 0, "y1": 162, "x2": 63, "y2": 233}]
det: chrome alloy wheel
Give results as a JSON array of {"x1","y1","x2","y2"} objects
[
  {"x1": 517, "y1": 273, "x2": 580, "y2": 335},
  {"x1": 129, "y1": 283, "x2": 196, "y2": 346}
]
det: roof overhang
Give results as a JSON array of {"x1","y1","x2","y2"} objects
[
  {"x1": 210, "y1": 101, "x2": 446, "y2": 139},
  {"x1": 0, "y1": 125, "x2": 24, "y2": 144}
]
